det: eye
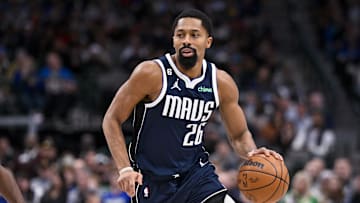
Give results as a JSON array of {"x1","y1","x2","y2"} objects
[
  {"x1": 192, "y1": 33, "x2": 200, "y2": 38},
  {"x1": 176, "y1": 33, "x2": 185, "y2": 38}
]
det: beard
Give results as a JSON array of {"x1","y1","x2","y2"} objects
[{"x1": 178, "y1": 46, "x2": 198, "y2": 70}]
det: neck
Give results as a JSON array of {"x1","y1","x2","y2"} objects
[{"x1": 172, "y1": 55, "x2": 203, "y2": 79}]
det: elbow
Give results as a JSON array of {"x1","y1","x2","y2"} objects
[
  {"x1": 102, "y1": 112, "x2": 114, "y2": 130},
  {"x1": 102, "y1": 111, "x2": 122, "y2": 131}
]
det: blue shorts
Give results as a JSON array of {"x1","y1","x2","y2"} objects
[{"x1": 133, "y1": 164, "x2": 226, "y2": 203}]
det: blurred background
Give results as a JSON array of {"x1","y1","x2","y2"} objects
[{"x1": 0, "y1": 0, "x2": 359, "y2": 202}]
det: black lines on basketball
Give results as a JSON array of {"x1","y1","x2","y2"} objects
[{"x1": 238, "y1": 154, "x2": 290, "y2": 203}]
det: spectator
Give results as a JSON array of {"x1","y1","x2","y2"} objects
[
  {"x1": 30, "y1": 165, "x2": 53, "y2": 203},
  {"x1": 333, "y1": 157, "x2": 353, "y2": 199},
  {"x1": 325, "y1": 174, "x2": 345, "y2": 203},
  {"x1": 67, "y1": 159, "x2": 100, "y2": 203},
  {"x1": 291, "y1": 110, "x2": 336, "y2": 165},
  {"x1": 312, "y1": 170, "x2": 344, "y2": 203},
  {"x1": 10, "y1": 49, "x2": 43, "y2": 113},
  {"x1": 16, "y1": 172, "x2": 34, "y2": 203},
  {"x1": 100, "y1": 170, "x2": 130, "y2": 203},
  {"x1": 40, "y1": 168, "x2": 67, "y2": 203},
  {"x1": 0, "y1": 137, "x2": 14, "y2": 167},
  {"x1": 281, "y1": 170, "x2": 318, "y2": 203},
  {"x1": 17, "y1": 133, "x2": 40, "y2": 176},
  {"x1": 304, "y1": 157, "x2": 326, "y2": 191},
  {"x1": 37, "y1": 51, "x2": 78, "y2": 119}
]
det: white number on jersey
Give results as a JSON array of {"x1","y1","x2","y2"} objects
[{"x1": 183, "y1": 122, "x2": 206, "y2": 146}]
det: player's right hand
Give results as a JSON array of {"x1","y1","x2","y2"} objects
[{"x1": 117, "y1": 170, "x2": 143, "y2": 197}]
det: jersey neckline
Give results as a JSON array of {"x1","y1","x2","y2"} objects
[{"x1": 165, "y1": 53, "x2": 207, "y2": 89}]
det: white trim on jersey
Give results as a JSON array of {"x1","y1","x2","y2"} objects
[
  {"x1": 134, "y1": 183, "x2": 140, "y2": 203},
  {"x1": 224, "y1": 194, "x2": 236, "y2": 203},
  {"x1": 145, "y1": 59, "x2": 168, "y2": 108},
  {"x1": 200, "y1": 188, "x2": 228, "y2": 203},
  {"x1": 130, "y1": 60, "x2": 168, "y2": 166},
  {"x1": 130, "y1": 59, "x2": 167, "y2": 163},
  {"x1": 130, "y1": 107, "x2": 147, "y2": 163},
  {"x1": 133, "y1": 169, "x2": 143, "y2": 203},
  {"x1": 165, "y1": 53, "x2": 207, "y2": 89},
  {"x1": 211, "y1": 63, "x2": 220, "y2": 108},
  {"x1": 128, "y1": 142, "x2": 134, "y2": 162}
]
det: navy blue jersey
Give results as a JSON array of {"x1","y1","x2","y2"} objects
[{"x1": 130, "y1": 53, "x2": 219, "y2": 177}]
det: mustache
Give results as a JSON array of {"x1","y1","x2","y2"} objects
[{"x1": 179, "y1": 45, "x2": 196, "y2": 52}]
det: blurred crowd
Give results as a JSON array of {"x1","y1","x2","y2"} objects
[
  {"x1": 0, "y1": 0, "x2": 358, "y2": 203},
  {"x1": 279, "y1": 157, "x2": 360, "y2": 203},
  {"x1": 312, "y1": 0, "x2": 360, "y2": 108}
]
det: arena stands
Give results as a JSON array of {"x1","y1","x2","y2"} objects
[{"x1": 0, "y1": 0, "x2": 359, "y2": 202}]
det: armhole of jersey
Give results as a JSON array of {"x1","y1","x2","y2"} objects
[
  {"x1": 144, "y1": 59, "x2": 167, "y2": 108},
  {"x1": 211, "y1": 63, "x2": 220, "y2": 108}
]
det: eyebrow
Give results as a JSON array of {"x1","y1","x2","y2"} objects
[{"x1": 175, "y1": 29, "x2": 201, "y2": 33}]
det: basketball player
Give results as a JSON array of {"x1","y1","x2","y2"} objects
[
  {"x1": 102, "y1": 9, "x2": 283, "y2": 203},
  {"x1": 0, "y1": 165, "x2": 25, "y2": 203}
]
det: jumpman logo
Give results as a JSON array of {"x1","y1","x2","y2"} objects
[{"x1": 171, "y1": 78, "x2": 181, "y2": 91}]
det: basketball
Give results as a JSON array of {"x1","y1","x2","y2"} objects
[{"x1": 238, "y1": 154, "x2": 290, "y2": 203}]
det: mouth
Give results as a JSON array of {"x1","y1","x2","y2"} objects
[{"x1": 180, "y1": 47, "x2": 195, "y2": 57}]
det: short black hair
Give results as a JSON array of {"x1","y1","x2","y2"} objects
[{"x1": 172, "y1": 9, "x2": 213, "y2": 37}]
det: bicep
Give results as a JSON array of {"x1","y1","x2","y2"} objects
[
  {"x1": 217, "y1": 70, "x2": 248, "y2": 139},
  {"x1": 219, "y1": 97, "x2": 248, "y2": 140}
]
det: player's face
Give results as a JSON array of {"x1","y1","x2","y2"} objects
[{"x1": 173, "y1": 17, "x2": 213, "y2": 70}]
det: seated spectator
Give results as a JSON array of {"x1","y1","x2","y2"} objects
[
  {"x1": 17, "y1": 133, "x2": 40, "y2": 177},
  {"x1": 40, "y1": 167, "x2": 67, "y2": 203},
  {"x1": 16, "y1": 172, "x2": 34, "y2": 203},
  {"x1": 291, "y1": 110, "x2": 336, "y2": 166},
  {"x1": 312, "y1": 170, "x2": 344, "y2": 203},
  {"x1": 10, "y1": 49, "x2": 43, "y2": 113},
  {"x1": 333, "y1": 157, "x2": 353, "y2": 200},
  {"x1": 30, "y1": 165, "x2": 53, "y2": 203},
  {"x1": 281, "y1": 170, "x2": 318, "y2": 203},
  {"x1": 67, "y1": 159, "x2": 100, "y2": 203},
  {"x1": 304, "y1": 157, "x2": 326, "y2": 191},
  {"x1": 0, "y1": 136, "x2": 15, "y2": 168},
  {"x1": 37, "y1": 51, "x2": 78, "y2": 119}
]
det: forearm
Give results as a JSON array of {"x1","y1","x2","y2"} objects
[
  {"x1": 0, "y1": 166, "x2": 25, "y2": 203},
  {"x1": 230, "y1": 130, "x2": 257, "y2": 160},
  {"x1": 102, "y1": 116, "x2": 131, "y2": 170}
]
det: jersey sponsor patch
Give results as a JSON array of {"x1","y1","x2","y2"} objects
[{"x1": 198, "y1": 86, "x2": 212, "y2": 93}]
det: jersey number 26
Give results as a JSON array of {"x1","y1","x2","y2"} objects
[{"x1": 183, "y1": 123, "x2": 206, "y2": 146}]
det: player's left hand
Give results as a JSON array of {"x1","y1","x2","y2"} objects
[{"x1": 247, "y1": 147, "x2": 283, "y2": 160}]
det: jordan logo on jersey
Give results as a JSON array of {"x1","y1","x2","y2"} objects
[
  {"x1": 162, "y1": 95, "x2": 215, "y2": 122},
  {"x1": 170, "y1": 78, "x2": 181, "y2": 91}
]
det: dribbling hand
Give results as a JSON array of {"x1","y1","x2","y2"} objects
[
  {"x1": 117, "y1": 170, "x2": 143, "y2": 197},
  {"x1": 247, "y1": 147, "x2": 283, "y2": 160}
]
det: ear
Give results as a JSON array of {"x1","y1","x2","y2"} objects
[
  {"x1": 172, "y1": 35, "x2": 176, "y2": 49},
  {"x1": 206, "y1": 36, "x2": 213, "y2": 48}
]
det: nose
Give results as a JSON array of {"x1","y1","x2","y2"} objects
[
  {"x1": 182, "y1": 42, "x2": 191, "y2": 48},
  {"x1": 182, "y1": 34, "x2": 192, "y2": 44}
]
